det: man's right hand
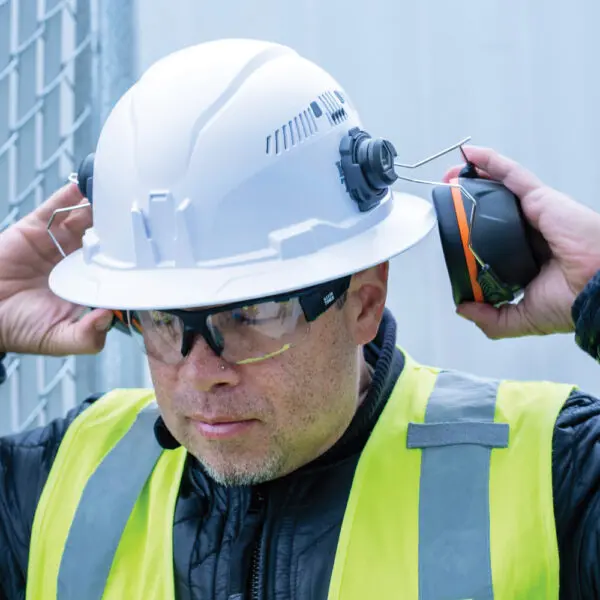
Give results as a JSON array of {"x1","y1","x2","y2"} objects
[{"x1": 0, "y1": 183, "x2": 114, "y2": 356}]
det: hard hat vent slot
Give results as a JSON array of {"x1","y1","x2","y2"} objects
[
  {"x1": 266, "y1": 106, "x2": 320, "y2": 155},
  {"x1": 318, "y1": 91, "x2": 348, "y2": 125},
  {"x1": 265, "y1": 91, "x2": 348, "y2": 155}
]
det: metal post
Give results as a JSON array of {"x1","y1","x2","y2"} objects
[
  {"x1": 98, "y1": 0, "x2": 137, "y2": 124},
  {"x1": 0, "y1": 0, "x2": 107, "y2": 433},
  {"x1": 96, "y1": 0, "x2": 145, "y2": 391}
]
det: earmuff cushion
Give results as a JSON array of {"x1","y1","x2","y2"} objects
[{"x1": 432, "y1": 186, "x2": 476, "y2": 305}]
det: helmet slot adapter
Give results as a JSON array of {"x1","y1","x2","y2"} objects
[
  {"x1": 338, "y1": 127, "x2": 399, "y2": 212},
  {"x1": 72, "y1": 153, "x2": 95, "y2": 204}
]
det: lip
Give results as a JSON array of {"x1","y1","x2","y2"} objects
[{"x1": 189, "y1": 417, "x2": 258, "y2": 440}]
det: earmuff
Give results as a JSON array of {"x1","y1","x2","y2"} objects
[
  {"x1": 337, "y1": 129, "x2": 552, "y2": 307},
  {"x1": 431, "y1": 163, "x2": 551, "y2": 306},
  {"x1": 110, "y1": 310, "x2": 142, "y2": 335}
]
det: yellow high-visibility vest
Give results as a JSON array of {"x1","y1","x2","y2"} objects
[{"x1": 26, "y1": 352, "x2": 574, "y2": 599}]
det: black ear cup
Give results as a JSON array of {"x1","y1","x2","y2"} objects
[
  {"x1": 432, "y1": 176, "x2": 551, "y2": 306},
  {"x1": 76, "y1": 153, "x2": 95, "y2": 203}
]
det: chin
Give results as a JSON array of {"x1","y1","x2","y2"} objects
[{"x1": 195, "y1": 452, "x2": 285, "y2": 487}]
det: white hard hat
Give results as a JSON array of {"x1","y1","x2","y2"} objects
[{"x1": 49, "y1": 38, "x2": 436, "y2": 310}]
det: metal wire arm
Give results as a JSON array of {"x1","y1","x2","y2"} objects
[
  {"x1": 394, "y1": 136, "x2": 472, "y2": 170},
  {"x1": 395, "y1": 173, "x2": 486, "y2": 268},
  {"x1": 47, "y1": 201, "x2": 91, "y2": 258},
  {"x1": 390, "y1": 134, "x2": 488, "y2": 266}
]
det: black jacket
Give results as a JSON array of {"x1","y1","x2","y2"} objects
[{"x1": 1, "y1": 272, "x2": 600, "y2": 599}]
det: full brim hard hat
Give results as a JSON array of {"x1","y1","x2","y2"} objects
[
  {"x1": 49, "y1": 191, "x2": 435, "y2": 310},
  {"x1": 48, "y1": 38, "x2": 437, "y2": 311}
]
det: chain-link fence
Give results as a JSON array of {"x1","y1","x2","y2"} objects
[{"x1": 0, "y1": 0, "x2": 147, "y2": 436}]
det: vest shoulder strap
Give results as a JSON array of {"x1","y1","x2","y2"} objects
[
  {"x1": 329, "y1": 351, "x2": 575, "y2": 600},
  {"x1": 27, "y1": 389, "x2": 186, "y2": 600}
]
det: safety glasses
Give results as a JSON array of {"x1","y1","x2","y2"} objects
[{"x1": 125, "y1": 276, "x2": 351, "y2": 366}]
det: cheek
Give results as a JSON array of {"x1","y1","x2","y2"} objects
[
  {"x1": 147, "y1": 360, "x2": 180, "y2": 414},
  {"x1": 271, "y1": 333, "x2": 355, "y2": 423},
  {"x1": 148, "y1": 359, "x2": 173, "y2": 390}
]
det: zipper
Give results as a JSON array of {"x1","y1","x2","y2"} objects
[
  {"x1": 250, "y1": 534, "x2": 263, "y2": 600},
  {"x1": 249, "y1": 490, "x2": 266, "y2": 600}
]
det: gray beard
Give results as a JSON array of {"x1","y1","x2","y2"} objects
[{"x1": 194, "y1": 451, "x2": 286, "y2": 487}]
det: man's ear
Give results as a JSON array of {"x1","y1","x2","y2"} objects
[{"x1": 344, "y1": 262, "x2": 389, "y2": 345}]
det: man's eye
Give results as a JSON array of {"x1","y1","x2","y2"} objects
[
  {"x1": 231, "y1": 309, "x2": 257, "y2": 325},
  {"x1": 150, "y1": 311, "x2": 175, "y2": 326}
]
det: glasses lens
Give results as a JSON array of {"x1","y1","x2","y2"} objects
[
  {"x1": 209, "y1": 298, "x2": 310, "y2": 364},
  {"x1": 135, "y1": 310, "x2": 186, "y2": 365},
  {"x1": 133, "y1": 297, "x2": 310, "y2": 365}
]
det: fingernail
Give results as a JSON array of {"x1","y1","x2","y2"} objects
[{"x1": 95, "y1": 314, "x2": 114, "y2": 332}]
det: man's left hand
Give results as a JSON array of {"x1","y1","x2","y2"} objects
[{"x1": 442, "y1": 146, "x2": 600, "y2": 339}]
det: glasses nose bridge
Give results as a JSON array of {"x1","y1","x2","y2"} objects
[{"x1": 181, "y1": 319, "x2": 223, "y2": 359}]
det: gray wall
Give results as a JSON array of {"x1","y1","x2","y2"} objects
[{"x1": 136, "y1": 0, "x2": 600, "y2": 393}]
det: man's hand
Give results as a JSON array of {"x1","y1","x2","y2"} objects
[
  {"x1": 0, "y1": 183, "x2": 113, "y2": 355},
  {"x1": 443, "y1": 146, "x2": 600, "y2": 339}
]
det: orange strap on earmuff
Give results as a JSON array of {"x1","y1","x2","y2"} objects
[
  {"x1": 450, "y1": 178, "x2": 484, "y2": 303},
  {"x1": 112, "y1": 310, "x2": 142, "y2": 333}
]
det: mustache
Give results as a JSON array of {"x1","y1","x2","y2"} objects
[{"x1": 171, "y1": 391, "x2": 270, "y2": 418}]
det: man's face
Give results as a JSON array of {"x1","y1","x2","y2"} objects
[{"x1": 147, "y1": 265, "x2": 388, "y2": 486}]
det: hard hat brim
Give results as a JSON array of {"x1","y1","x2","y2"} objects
[{"x1": 48, "y1": 191, "x2": 436, "y2": 311}]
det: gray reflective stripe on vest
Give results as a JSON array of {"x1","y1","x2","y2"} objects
[
  {"x1": 58, "y1": 402, "x2": 163, "y2": 600},
  {"x1": 406, "y1": 370, "x2": 509, "y2": 600}
]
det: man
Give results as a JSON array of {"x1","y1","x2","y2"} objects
[{"x1": 0, "y1": 38, "x2": 599, "y2": 600}]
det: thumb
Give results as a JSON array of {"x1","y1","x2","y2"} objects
[
  {"x1": 53, "y1": 309, "x2": 115, "y2": 355},
  {"x1": 456, "y1": 302, "x2": 537, "y2": 340},
  {"x1": 442, "y1": 163, "x2": 492, "y2": 184}
]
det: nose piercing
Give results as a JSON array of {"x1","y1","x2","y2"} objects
[{"x1": 219, "y1": 363, "x2": 226, "y2": 370}]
